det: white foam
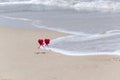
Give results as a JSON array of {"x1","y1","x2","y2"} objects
[
  {"x1": 31, "y1": 0, "x2": 120, "y2": 12},
  {"x1": 49, "y1": 32, "x2": 120, "y2": 56},
  {"x1": 51, "y1": 31, "x2": 120, "y2": 43},
  {"x1": 0, "y1": 16, "x2": 32, "y2": 22},
  {"x1": 29, "y1": 0, "x2": 120, "y2": 12},
  {"x1": 0, "y1": 1, "x2": 31, "y2": 5},
  {"x1": 32, "y1": 20, "x2": 83, "y2": 35},
  {"x1": 1, "y1": 0, "x2": 120, "y2": 12},
  {"x1": 49, "y1": 47, "x2": 120, "y2": 56},
  {"x1": 105, "y1": 30, "x2": 120, "y2": 34}
]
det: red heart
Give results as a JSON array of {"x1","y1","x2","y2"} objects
[
  {"x1": 38, "y1": 39, "x2": 44, "y2": 46},
  {"x1": 44, "y1": 38, "x2": 50, "y2": 46}
]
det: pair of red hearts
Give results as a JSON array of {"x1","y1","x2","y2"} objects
[{"x1": 38, "y1": 38, "x2": 50, "y2": 49}]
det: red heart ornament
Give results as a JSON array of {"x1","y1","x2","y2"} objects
[{"x1": 44, "y1": 38, "x2": 50, "y2": 46}]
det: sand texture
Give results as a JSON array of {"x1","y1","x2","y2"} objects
[{"x1": 0, "y1": 27, "x2": 120, "y2": 80}]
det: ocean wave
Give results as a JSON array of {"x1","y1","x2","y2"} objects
[
  {"x1": 50, "y1": 32, "x2": 120, "y2": 56},
  {"x1": 1, "y1": 0, "x2": 120, "y2": 12}
]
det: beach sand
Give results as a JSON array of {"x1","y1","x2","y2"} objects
[{"x1": 0, "y1": 26, "x2": 120, "y2": 80}]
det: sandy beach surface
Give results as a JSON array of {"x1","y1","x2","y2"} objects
[{"x1": 0, "y1": 26, "x2": 120, "y2": 80}]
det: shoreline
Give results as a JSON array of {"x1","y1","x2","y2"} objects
[
  {"x1": 1, "y1": 11, "x2": 120, "y2": 56},
  {"x1": 0, "y1": 26, "x2": 120, "y2": 80}
]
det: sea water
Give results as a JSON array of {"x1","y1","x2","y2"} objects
[{"x1": 0, "y1": 0, "x2": 120, "y2": 56}]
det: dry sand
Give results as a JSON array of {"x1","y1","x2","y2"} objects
[{"x1": 0, "y1": 26, "x2": 120, "y2": 80}]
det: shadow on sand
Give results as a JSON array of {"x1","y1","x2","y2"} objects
[{"x1": 35, "y1": 51, "x2": 47, "y2": 55}]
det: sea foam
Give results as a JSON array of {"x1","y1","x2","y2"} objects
[{"x1": 1, "y1": 0, "x2": 120, "y2": 12}]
